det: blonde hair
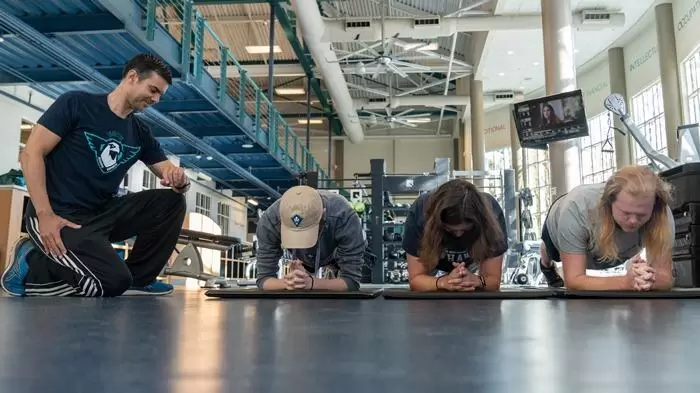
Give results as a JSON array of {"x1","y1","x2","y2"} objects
[{"x1": 595, "y1": 165, "x2": 674, "y2": 265}]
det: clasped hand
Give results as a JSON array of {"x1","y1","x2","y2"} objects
[
  {"x1": 160, "y1": 166, "x2": 189, "y2": 193},
  {"x1": 627, "y1": 255, "x2": 655, "y2": 291},
  {"x1": 284, "y1": 260, "x2": 313, "y2": 290},
  {"x1": 437, "y1": 262, "x2": 482, "y2": 291}
]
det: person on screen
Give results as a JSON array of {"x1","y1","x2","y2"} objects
[
  {"x1": 401, "y1": 179, "x2": 508, "y2": 292},
  {"x1": 540, "y1": 103, "x2": 562, "y2": 127},
  {"x1": 539, "y1": 165, "x2": 675, "y2": 291},
  {"x1": 255, "y1": 185, "x2": 365, "y2": 292}
]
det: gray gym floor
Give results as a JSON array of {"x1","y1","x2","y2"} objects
[{"x1": 0, "y1": 288, "x2": 697, "y2": 392}]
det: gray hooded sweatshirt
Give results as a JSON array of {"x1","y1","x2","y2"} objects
[{"x1": 255, "y1": 190, "x2": 366, "y2": 290}]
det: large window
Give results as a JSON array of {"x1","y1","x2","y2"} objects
[
  {"x1": 523, "y1": 148, "x2": 551, "y2": 240},
  {"x1": 142, "y1": 170, "x2": 157, "y2": 190},
  {"x1": 683, "y1": 48, "x2": 700, "y2": 123},
  {"x1": 484, "y1": 147, "x2": 512, "y2": 204},
  {"x1": 630, "y1": 82, "x2": 666, "y2": 165},
  {"x1": 580, "y1": 112, "x2": 616, "y2": 184},
  {"x1": 195, "y1": 192, "x2": 211, "y2": 216},
  {"x1": 217, "y1": 202, "x2": 230, "y2": 236}
]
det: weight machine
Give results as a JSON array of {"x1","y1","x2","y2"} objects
[{"x1": 163, "y1": 228, "x2": 248, "y2": 288}]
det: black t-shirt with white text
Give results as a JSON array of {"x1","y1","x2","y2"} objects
[
  {"x1": 401, "y1": 191, "x2": 508, "y2": 273},
  {"x1": 37, "y1": 90, "x2": 167, "y2": 218}
]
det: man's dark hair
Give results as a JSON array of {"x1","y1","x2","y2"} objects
[{"x1": 122, "y1": 53, "x2": 173, "y2": 84}]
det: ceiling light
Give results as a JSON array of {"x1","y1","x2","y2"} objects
[
  {"x1": 498, "y1": 72, "x2": 505, "y2": 76},
  {"x1": 507, "y1": 50, "x2": 514, "y2": 55},
  {"x1": 519, "y1": 86, "x2": 525, "y2": 90},
  {"x1": 405, "y1": 118, "x2": 432, "y2": 123},
  {"x1": 245, "y1": 45, "x2": 281, "y2": 54},
  {"x1": 533, "y1": 61, "x2": 540, "y2": 66},
  {"x1": 247, "y1": 198, "x2": 259, "y2": 206},
  {"x1": 298, "y1": 119, "x2": 323, "y2": 125},
  {"x1": 275, "y1": 87, "x2": 305, "y2": 95},
  {"x1": 206, "y1": 156, "x2": 213, "y2": 160},
  {"x1": 242, "y1": 143, "x2": 253, "y2": 148}
]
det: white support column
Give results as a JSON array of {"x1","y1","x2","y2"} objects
[{"x1": 541, "y1": 0, "x2": 581, "y2": 199}]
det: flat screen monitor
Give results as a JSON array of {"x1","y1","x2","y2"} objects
[{"x1": 512, "y1": 89, "x2": 589, "y2": 149}]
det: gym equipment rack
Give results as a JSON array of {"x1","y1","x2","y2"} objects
[{"x1": 366, "y1": 158, "x2": 518, "y2": 284}]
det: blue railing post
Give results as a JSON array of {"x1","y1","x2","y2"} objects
[
  {"x1": 293, "y1": 134, "x2": 299, "y2": 165},
  {"x1": 145, "y1": 0, "x2": 157, "y2": 41},
  {"x1": 284, "y1": 125, "x2": 291, "y2": 166},
  {"x1": 218, "y1": 46, "x2": 228, "y2": 104},
  {"x1": 268, "y1": 110, "x2": 277, "y2": 155},
  {"x1": 193, "y1": 12, "x2": 205, "y2": 81},
  {"x1": 238, "y1": 69, "x2": 247, "y2": 121},
  {"x1": 181, "y1": 0, "x2": 193, "y2": 82},
  {"x1": 255, "y1": 90, "x2": 262, "y2": 143}
]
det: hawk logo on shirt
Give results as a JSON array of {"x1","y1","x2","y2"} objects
[{"x1": 84, "y1": 132, "x2": 141, "y2": 174}]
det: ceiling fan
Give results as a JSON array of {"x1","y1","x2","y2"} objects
[
  {"x1": 329, "y1": 0, "x2": 433, "y2": 79},
  {"x1": 360, "y1": 107, "x2": 433, "y2": 128}
]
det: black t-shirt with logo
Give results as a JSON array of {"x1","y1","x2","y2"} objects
[
  {"x1": 401, "y1": 191, "x2": 508, "y2": 273},
  {"x1": 37, "y1": 90, "x2": 167, "y2": 218}
]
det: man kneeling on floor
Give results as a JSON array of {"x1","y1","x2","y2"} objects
[
  {"x1": 255, "y1": 185, "x2": 365, "y2": 291},
  {"x1": 2, "y1": 53, "x2": 188, "y2": 297},
  {"x1": 539, "y1": 165, "x2": 675, "y2": 291}
]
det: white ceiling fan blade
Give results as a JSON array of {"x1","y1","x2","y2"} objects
[
  {"x1": 391, "y1": 60, "x2": 431, "y2": 71},
  {"x1": 387, "y1": 63, "x2": 409, "y2": 78},
  {"x1": 394, "y1": 108, "x2": 415, "y2": 117},
  {"x1": 402, "y1": 112, "x2": 432, "y2": 118},
  {"x1": 394, "y1": 119, "x2": 418, "y2": 127}
]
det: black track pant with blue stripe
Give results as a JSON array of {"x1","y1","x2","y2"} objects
[{"x1": 23, "y1": 189, "x2": 186, "y2": 297}]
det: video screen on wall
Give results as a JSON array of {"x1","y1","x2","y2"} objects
[{"x1": 512, "y1": 89, "x2": 589, "y2": 149}]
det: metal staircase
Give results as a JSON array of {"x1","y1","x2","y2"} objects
[{"x1": 0, "y1": 0, "x2": 338, "y2": 208}]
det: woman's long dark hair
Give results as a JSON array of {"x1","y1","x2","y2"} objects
[{"x1": 418, "y1": 179, "x2": 505, "y2": 270}]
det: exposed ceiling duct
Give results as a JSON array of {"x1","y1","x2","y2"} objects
[
  {"x1": 353, "y1": 91, "x2": 524, "y2": 110},
  {"x1": 321, "y1": 11, "x2": 625, "y2": 42},
  {"x1": 291, "y1": 0, "x2": 364, "y2": 144}
]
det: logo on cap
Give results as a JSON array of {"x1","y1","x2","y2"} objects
[{"x1": 291, "y1": 214, "x2": 303, "y2": 227}]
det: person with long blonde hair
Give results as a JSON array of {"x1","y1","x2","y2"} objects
[
  {"x1": 539, "y1": 165, "x2": 675, "y2": 291},
  {"x1": 402, "y1": 179, "x2": 508, "y2": 292}
]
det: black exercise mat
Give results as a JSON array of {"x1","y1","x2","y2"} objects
[
  {"x1": 562, "y1": 288, "x2": 700, "y2": 299},
  {"x1": 382, "y1": 287, "x2": 559, "y2": 299},
  {"x1": 204, "y1": 288, "x2": 383, "y2": 299}
]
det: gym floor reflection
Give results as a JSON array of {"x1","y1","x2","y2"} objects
[{"x1": 0, "y1": 290, "x2": 696, "y2": 392}]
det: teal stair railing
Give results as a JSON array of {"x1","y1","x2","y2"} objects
[{"x1": 144, "y1": 0, "x2": 340, "y2": 190}]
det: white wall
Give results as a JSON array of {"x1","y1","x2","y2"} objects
[
  {"x1": 673, "y1": 0, "x2": 700, "y2": 62},
  {"x1": 483, "y1": 107, "x2": 513, "y2": 151},
  {"x1": 623, "y1": 26, "x2": 660, "y2": 97},
  {"x1": 342, "y1": 137, "x2": 453, "y2": 178},
  {"x1": 578, "y1": 60, "x2": 611, "y2": 117}
]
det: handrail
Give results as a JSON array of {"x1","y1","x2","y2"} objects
[{"x1": 144, "y1": 0, "x2": 342, "y2": 190}]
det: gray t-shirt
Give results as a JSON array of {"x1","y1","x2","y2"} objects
[{"x1": 545, "y1": 183, "x2": 675, "y2": 269}]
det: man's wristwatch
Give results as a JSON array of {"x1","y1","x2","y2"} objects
[{"x1": 174, "y1": 182, "x2": 191, "y2": 192}]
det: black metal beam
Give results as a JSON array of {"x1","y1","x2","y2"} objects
[
  {"x1": 0, "y1": 65, "x2": 125, "y2": 85},
  {"x1": 0, "y1": 13, "x2": 126, "y2": 36}
]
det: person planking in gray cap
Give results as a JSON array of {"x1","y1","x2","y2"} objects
[{"x1": 255, "y1": 185, "x2": 366, "y2": 291}]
